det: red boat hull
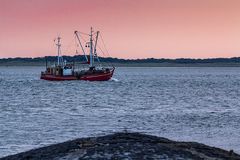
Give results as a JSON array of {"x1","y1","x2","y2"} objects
[{"x1": 41, "y1": 68, "x2": 114, "y2": 81}]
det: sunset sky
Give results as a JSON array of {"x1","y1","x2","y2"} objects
[{"x1": 1, "y1": 0, "x2": 240, "y2": 59}]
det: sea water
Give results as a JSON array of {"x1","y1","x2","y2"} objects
[{"x1": 0, "y1": 66, "x2": 240, "y2": 157}]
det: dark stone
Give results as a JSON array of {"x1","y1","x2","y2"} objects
[{"x1": 1, "y1": 132, "x2": 240, "y2": 160}]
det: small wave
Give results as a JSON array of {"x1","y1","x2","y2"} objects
[{"x1": 111, "y1": 78, "x2": 119, "y2": 82}]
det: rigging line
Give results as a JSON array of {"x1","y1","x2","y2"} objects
[
  {"x1": 77, "y1": 31, "x2": 89, "y2": 36},
  {"x1": 75, "y1": 32, "x2": 90, "y2": 48},
  {"x1": 78, "y1": 32, "x2": 89, "y2": 47},
  {"x1": 92, "y1": 37, "x2": 107, "y2": 57},
  {"x1": 92, "y1": 37, "x2": 111, "y2": 67},
  {"x1": 90, "y1": 37, "x2": 102, "y2": 67},
  {"x1": 75, "y1": 32, "x2": 89, "y2": 61},
  {"x1": 75, "y1": 33, "x2": 94, "y2": 64},
  {"x1": 74, "y1": 35, "x2": 79, "y2": 48},
  {"x1": 100, "y1": 33, "x2": 110, "y2": 57},
  {"x1": 95, "y1": 44, "x2": 112, "y2": 67},
  {"x1": 74, "y1": 35, "x2": 80, "y2": 55},
  {"x1": 63, "y1": 38, "x2": 75, "y2": 56},
  {"x1": 81, "y1": 36, "x2": 88, "y2": 43},
  {"x1": 92, "y1": 38, "x2": 106, "y2": 57},
  {"x1": 99, "y1": 34, "x2": 114, "y2": 67},
  {"x1": 88, "y1": 37, "x2": 99, "y2": 65},
  {"x1": 92, "y1": 32, "x2": 98, "y2": 36}
]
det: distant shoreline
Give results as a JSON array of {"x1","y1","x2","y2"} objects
[
  {"x1": 1, "y1": 55, "x2": 240, "y2": 67},
  {"x1": 1, "y1": 62, "x2": 240, "y2": 67}
]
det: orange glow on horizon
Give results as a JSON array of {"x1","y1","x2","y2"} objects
[{"x1": 0, "y1": 0, "x2": 240, "y2": 59}]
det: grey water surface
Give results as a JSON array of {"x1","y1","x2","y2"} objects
[{"x1": 0, "y1": 66, "x2": 240, "y2": 157}]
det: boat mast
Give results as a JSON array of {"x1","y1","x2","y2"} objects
[
  {"x1": 56, "y1": 36, "x2": 61, "y2": 66},
  {"x1": 90, "y1": 27, "x2": 93, "y2": 67},
  {"x1": 94, "y1": 31, "x2": 99, "y2": 56},
  {"x1": 45, "y1": 56, "x2": 48, "y2": 69}
]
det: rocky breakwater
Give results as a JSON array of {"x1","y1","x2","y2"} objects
[{"x1": 1, "y1": 132, "x2": 240, "y2": 160}]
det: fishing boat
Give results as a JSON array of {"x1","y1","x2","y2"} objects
[{"x1": 41, "y1": 27, "x2": 115, "y2": 81}]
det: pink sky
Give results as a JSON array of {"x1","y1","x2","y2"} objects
[{"x1": 0, "y1": 0, "x2": 240, "y2": 59}]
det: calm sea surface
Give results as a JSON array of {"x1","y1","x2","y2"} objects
[{"x1": 0, "y1": 66, "x2": 240, "y2": 157}]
